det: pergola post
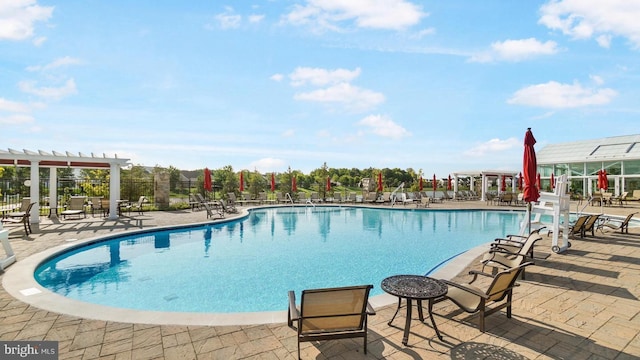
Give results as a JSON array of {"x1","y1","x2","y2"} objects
[
  {"x1": 29, "y1": 161, "x2": 40, "y2": 224},
  {"x1": 109, "y1": 163, "x2": 121, "y2": 220},
  {"x1": 49, "y1": 168, "x2": 57, "y2": 217}
]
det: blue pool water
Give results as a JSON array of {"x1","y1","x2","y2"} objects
[{"x1": 35, "y1": 207, "x2": 523, "y2": 313}]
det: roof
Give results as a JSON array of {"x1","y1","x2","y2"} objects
[
  {"x1": 537, "y1": 134, "x2": 640, "y2": 164},
  {"x1": 0, "y1": 148, "x2": 130, "y2": 168}
]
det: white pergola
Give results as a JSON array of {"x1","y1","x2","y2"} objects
[
  {"x1": 0, "y1": 149, "x2": 130, "y2": 223},
  {"x1": 451, "y1": 170, "x2": 520, "y2": 201}
]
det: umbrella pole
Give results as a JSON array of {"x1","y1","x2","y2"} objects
[{"x1": 527, "y1": 202, "x2": 532, "y2": 234}]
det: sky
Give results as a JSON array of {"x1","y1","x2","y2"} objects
[{"x1": 2, "y1": 1, "x2": 640, "y2": 177}]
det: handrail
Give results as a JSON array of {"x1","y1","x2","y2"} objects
[
  {"x1": 390, "y1": 182, "x2": 405, "y2": 207},
  {"x1": 285, "y1": 192, "x2": 294, "y2": 205},
  {"x1": 577, "y1": 196, "x2": 592, "y2": 215}
]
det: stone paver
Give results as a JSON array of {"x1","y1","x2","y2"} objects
[{"x1": 2, "y1": 201, "x2": 640, "y2": 359}]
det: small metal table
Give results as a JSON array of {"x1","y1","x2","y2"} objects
[{"x1": 381, "y1": 275, "x2": 448, "y2": 345}]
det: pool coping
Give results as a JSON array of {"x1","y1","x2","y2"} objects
[{"x1": 2, "y1": 207, "x2": 492, "y2": 327}]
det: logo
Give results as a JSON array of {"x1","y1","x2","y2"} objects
[{"x1": 1, "y1": 341, "x2": 58, "y2": 359}]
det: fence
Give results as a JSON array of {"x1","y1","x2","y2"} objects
[{"x1": 0, "y1": 178, "x2": 202, "y2": 216}]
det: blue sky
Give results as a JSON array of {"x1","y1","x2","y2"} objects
[{"x1": 2, "y1": 1, "x2": 639, "y2": 176}]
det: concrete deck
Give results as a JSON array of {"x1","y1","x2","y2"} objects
[{"x1": 1, "y1": 200, "x2": 639, "y2": 359}]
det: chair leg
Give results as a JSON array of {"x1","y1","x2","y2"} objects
[{"x1": 479, "y1": 299, "x2": 486, "y2": 332}]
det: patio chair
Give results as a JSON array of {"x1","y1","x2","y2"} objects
[
  {"x1": 124, "y1": 196, "x2": 147, "y2": 215},
  {"x1": 435, "y1": 262, "x2": 533, "y2": 332},
  {"x1": 597, "y1": 212, "x2": 637, "y2": 234},
  {"x1": 219, "y1": 199, "x2": 238, "y2": 214},
  {"x1": 582, "y1": 214, "x2": 601, "y2": 237},
  {"x1": 481, "y1": 232, "x2": 541, "y2": 279},
  {"x1": 88, "y1": 196, "x2": 103, "y2": 217},
  {"x1": 547, "y1": 215, "x2": 590, "y2": 239},
  {"x1": 203, "y1": 201, "x2": 224, "y2": 219},
  {"x1": 61, "y1": 197, "x2": 87, "y2": 219},
  {"x1": 288, "y1": 284, "x2": 375, "y2": 359},
  {"x1": 2, "y1": 202, "x2": 36, "y2": 235}
]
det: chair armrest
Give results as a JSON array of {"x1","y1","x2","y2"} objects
[
  {"x1": 366, "y1": 302, "x2": 376, "y2": 316},
  {"x1": 288, "y1": 291, "x2": 299, "y2": 323},
  {"x1": 441, "y1": 279, "x2": 488, "y2": 299}
]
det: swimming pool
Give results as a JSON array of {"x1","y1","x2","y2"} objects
[{"x1": 34, "y1": 207, "x2": 523, "y2": 314}]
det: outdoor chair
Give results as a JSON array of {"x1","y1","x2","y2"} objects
[
  {"x1": 481, "y1": 232, "x2": 541, "y2": 279},
  {"x1": 547, "y1": 215, "x2": 590, "y2": 239},
  {"x1": 2, "y1": 202, "x2": 36, "y2": 235},
  {"x1": 435, "y1": 262, "x2": 533, "y2": 332},
  {"x1": 288, "y1": 284, "x2": 375, "y2": 359},
  {"x1": 61, "y1": 197, "x2": 87, "y2": 219},
  {"x1": 598, "y1": 212, "x2": 637, "y2": 234},
  {"x1": 582, "y1": 214, "x2": 601, "y2": 237},
  {"x1": 127, "y1": 196, "x2": 147, "y2": 215},
  {"x1": 203, "y1": 201, "x2": 224, "y2": 219},
  {"x1": 219, "y1": 199, "x2": 238, "y2": 214},
  {"x1": 88, "y1": 196, "x2": 103, "y2": 217}
]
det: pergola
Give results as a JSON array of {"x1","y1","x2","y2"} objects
[
  {"x1": 451, "y1": 170, "x2": 520, "y2": 201},
  {"x1": 0, "y1": 149, "x2": 130, "y2": 223}
]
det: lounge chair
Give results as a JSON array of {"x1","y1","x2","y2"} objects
[
  {"x1": 481, "y1": 232, "x2": 541, "y2": 279},
  {"x1": 203, "y1": 201, "x2": 224, "y2": 219},
  {"x1": 333, "y1": 192, "x2": 342, "y2": 203},
  {"x1": 61, "y1": 197, "x2": 87, "y2": 219},
  {"x1": 598, "y1": 212, "x2": 637, "y2": 234},
  {"x1": 582, "y1": 214, "x2": 601, "y2": 237},
  {"x1": 347, "y1": 192, "x2": 357, "y2": 203},
  {"x1": 435, "y1": 262, "x2": 533, "y2": 332},
  {"x1": 489, "y1": 227, "x2": 544, "y2": 258},
  {"x1": 124, "y1": 196, "x2": 147, "y2": 215},
  {"x1": 288, "y1": 284, "x2": 375, "y2": 359},
  {"x1": 227, "y1": 192, "x2": 239, "y2": 207},
  {"x1": 612, "y1": 191, "x2": 629, "y2": 207},
  {"x1": 364, "y1": 192, "x2": 377, "y2": 203},
  {"x1": 547, "y1": 214, "x2": 590, "y2": 239},
  {"x1": 416, "y1": 196, "x2": 430, "y2": 208},
  {"x1": 88, "y1": 196, "x2": 103, "y2": 217},
  {"x1": 219, "y1": 199, "x2": 238, "y2": 214},
  {"x1": 2, "y1": 202, "x2": 36, "y2": 234}
]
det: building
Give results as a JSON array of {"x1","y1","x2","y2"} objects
[{"x1": 536, "y1": 134, "x2": 640, "y2": 197}]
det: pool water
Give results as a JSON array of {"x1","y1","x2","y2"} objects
[{"x1": 35, "y1": 207, "x2": 523, "y2": 313}]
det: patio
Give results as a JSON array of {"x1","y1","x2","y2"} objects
[{"x1": 1, "y1": 201, "x2": 639, "y2": 359}]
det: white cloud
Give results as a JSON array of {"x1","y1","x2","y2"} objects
[
  {"x1": 0, "y1": 0, "x2": 53, "y2": 41},
  {"x1": 18, "y1": 78, "x2": 78, "y2": 100},
  {"x1": 589, "y1": 74, "x2": 604, "y2": 85},
  {"x1": 284, "y1": 0, "x2": 426, "y2": 31},
  {"x1": 357, "y1": 114, "x2": 411, "y2": 140},
  {"x1": 0, "y1": 113, "x2": 34, "y2": 125},
  {"x1": 215, "y1": 7, "x2": 242, "y2": 29},
  {"x1": 0, "y1": 98, "x2": 30, "y2": 112},
  {"x1": 469, "y1": 38, "x2": 559, "y2": 63},
  {"x1": 294, "y1": 82, "x2": 385, "y2": 112},
  {"x1": 282, "y1": 129, "x2": 295, "y2": 137},
  {"x1": 270, "y1": 73, "x2": 284, "y2": 82},
  {"x1": 539, "y1": 0, "x2": 640, "y2": 49},
  {"x1": 248, "y1": 14, "x2": 264, "y2": 23},
  {"x1": 26, "y1": 56, "x2": 83, "y2": 72},
  {"x1": 289, "y1": 67, "x2": 361, "y2": 87},
  {"x1": 248, "y1": 157, "x2": 287, "y2": 172},
  {"x1": 463, "y1": 138, "x2": 519, "y2": 157},
  {"x1": 507, "y1": 81, "x2": 617, "y2": 108}
]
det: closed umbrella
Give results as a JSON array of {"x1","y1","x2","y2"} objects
[
  {"x1": 523, "y1": 128, "x2": 540, "y2": 234},
  {"x1": 433, "y1": 174, "x2": 437, "y2": 197},
  {"x1": 326, "y1": 176, "x2": 331, "y2": 191},
  {"x1": 501, "y1": 175, "x2": 506, "y2": 192},
  {"x1": 598, "y1": 169, "x2": 608, "y2": 213},
  {"x1": 271, "y1": 172, "x2": 276, "y2": 192},
  {"x1": 204, "y1": 168, "x2": 212, "y2": 192},
  {"x1": 292, "y1": 176, "x2": 297, "y2": 192},
  {"x1": 377, "y1": 173, "x2": 383, "y2": 192},
  {"x1": 550, "y1": 173, "x2": 555, "y2": 190},
  {"x1": 239, "y1": 171, "x2": 244, "y2": 192},
  {"x1": 419, "y1": 176, "x2": 423, "y2": 191},
  {"x1": 518, "y1": 172, "x2": 523, "y2": 191},
  {"x1": 447, "y1": 175, "x2": 452, "y2": 191}
]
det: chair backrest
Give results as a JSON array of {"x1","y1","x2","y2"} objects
[
  {"x1": 584, "y1": 214, "x2": 601, "y2": 232},
  {"x1": 621, "y1": 212, "x2": 637, "y2": 225},
  {"x1": 20, "y1": 197, "x2": 31, "y2": 211},
  {"x1": 68, "y1": 197, "x2": 86, "y2": 211},
  {"x1": 570, "y1": 215, "x2": 590, "y2": 234},
  {"x1": 299, "y1": 285, "x2": 373, "y2": 334},
  {"x1": 89, "y1": 196, "x2": 102, "y2": 207},
  {"x1": 334, "y1": 193, "x2": 342, "y2": 201},
  {"x1": 486, "y1": 262, "x2": 532, "y2": 302},
  {"x1": 136, "y1": 196, "x2": 146, "y2": 206},
  {"x1": 23, "y1": 202, "x2": 36, "y2": 216},
  {"x1": 227, "y1": 192, "x2": 237, "y2": 202},
  {"x1": 517, "y1": 233, "x2": 543, "y2": 256}
]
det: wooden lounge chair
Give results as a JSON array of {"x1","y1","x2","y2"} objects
[
  {"x1": 598, "y1": 212, "x2": 637, "y2": 234},
  {"x1": 2, "y1": 202, "x2": 36, "y2": 234},
  {"x1": 288, "y1": 284, "x2": 375, "y2": 359},
  {"x1": 435, "y1": 262, "x2": 533, "y2": 332},
  {"x1": 61, "y1": 197, "x2": 87, "y2": 219}
]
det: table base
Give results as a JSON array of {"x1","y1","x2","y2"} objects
[{"x1": 388, "y1": 297, "x2": 443, "y2": 345}]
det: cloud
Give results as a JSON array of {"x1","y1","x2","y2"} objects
[
  {"x1": 270, "y1": 73, "x2": 284, "y2": 82},
  {"x1": 0, "y1": 98, "x2": 30, "y2": 112},
  {"x1": 0, "y1": 113, "x2": 34, "y2": 125},
  {"x1": 281, "y1": 129, "x2": 295, "y2": 137},
  {"x1": 539, "y1": 0, "x2": 640, "y2": 49},
  {"x1": 289, "y1": 67, "x2": 361, "y2": 87},
  {"x1": 469, "y1": 38, "x2": 559, "y2": 63},
  {"x1": 507, "y1": 80, "x2": 617, "y2": 108},
  {"x1": 26, "y1": 56, "x2": 83, "y2": 72},
  {"x1": 283, "y1": 0, "x2": 426, "y2": 31},
  {"x1": 18, "y1": 78, "x2": 78, "y2": 100},
  {"x1": 248, "y1": 14, "x2": 264, "y2": 23},
  {"x1": 248, "y1": 157, "x2": 287, "y2": 172},
  {"x1": 463, "y1": 137, "x2": 519, "y2": 157},
  {"x1": 0, "y1": 0, "x2": 53, "y2": 41},
  {"x1": 294, "y1": 82, "x2": 385, "y2": 112},
  {"x1": 215, "y1": 7, "x2": 242, "y2": 29},
  {"x1": 357, "y1": 114, "x2": 411, "y2": 140}
]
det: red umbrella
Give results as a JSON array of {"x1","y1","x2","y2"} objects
[
  {"x1": 270, "y1": 172, "x2": 276, "y2": 192},
  {"x1": 501, "y1": 175, "x2": 506, "y2": 192},
  {"x1": 419, "y1": 176, "x2": 423, "y2": 191},
  {"x1": 326, "y1": 176, "x2": 331, "y2": 191},
  {"x1": 523, "y1": 128, "x2": 539, "y2": 203},
  {"x1": 536, "y1": 173, "x2": 541, "y2": 190},
  {"x1": 292, "y1": 176, "x2": 297, "y2": 192},
  {"x1": 518, "y1": 172, "x2": 523, "y2": 191},
  {"x1": 204, "y1": 168, "x2": 212, "y2": 192},
  {"x1": 377, "y1": 173, "x2": 383, "y2": 192},
  {"x1": 447, "y1": 175, "x2": 452, "y2": 191},
  {"x1": 550, "y1": 173, "x2": 555, "y2": 189},
  {"x1": 598, "y1": 170, "x2": 608, "y2": 190},
  {"x1": 432, "y1": 174, "x2": 437, "y2": 191},
  {"x1": 239, "y1": 171, "x2": 244, "y2": 192}
]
